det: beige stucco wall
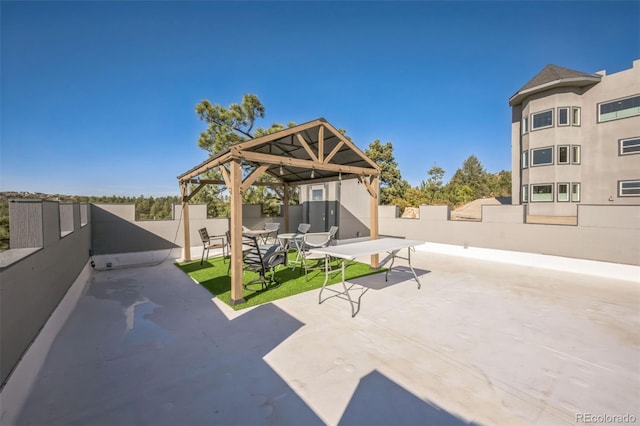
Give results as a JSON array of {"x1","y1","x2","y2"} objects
[
  {"x1": 379, "y1": 204, "x2": 639, "y2": 266},
  {"x1": 512, "y1": 59, "x2": 640, "y2": 215}
]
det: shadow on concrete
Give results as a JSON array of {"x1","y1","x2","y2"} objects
[
  {"x1": 14, "y1": 262, "x2": 323, "y2": 426},
  {"x1": 339, "y1": 370, "x2": 478, "y2": 426},
  {"x1": 91, "y1": 206, "x2": 179, "y2": 255},
  {"x1": 348, "y1": 266, "x2": 430, "y2": 290},
  {"x1": 495, "y1": 196, "x2": 512, "y2": 205}
]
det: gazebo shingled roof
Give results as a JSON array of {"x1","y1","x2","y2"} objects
[{"x1": 177, "y1": 118, "x2": 381, "y2": 305}]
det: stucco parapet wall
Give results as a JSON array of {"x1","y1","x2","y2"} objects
[
  {"x1": 578, "y1": 205, "x2": 640, "y2": 229},
  {"x1": 173, "y1": 204, "x2": 207, "y2": 220},
  {"x1": 482, "y1": 205, "x2": 525, "y2": 224},
  {"x1": 419, "y1": 205, "x2": 450, "y2": 221},
  {"x1": 378, "y1": 205, "x2": 399, "y2": 218}
]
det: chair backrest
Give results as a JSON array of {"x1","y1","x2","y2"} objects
[
  {"x1": 198, "y1": 228, "x2": 209, "y2": 244},
  {"x1": 243, "y1": 235, "x2": 285, "y2": 271},
  {"x1": 303, "y1": 232, "x2": 331, "y2": 249},
  {"x1": 297, "y1": 223, "x2": 311, "y2": 234},
  {"x1": 328, "y1": 226, "x2": 339, "y2": 239},
  {"x1": 264, "y1": 222, "x2": 280, "y2": 232}
]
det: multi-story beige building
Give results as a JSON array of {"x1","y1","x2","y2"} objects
[{"x1": 510, "y1": 59, "x2": 640, "y2": 216}]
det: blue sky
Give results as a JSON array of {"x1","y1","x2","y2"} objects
[{"x1": 2, "y1": 1, "x2": 638, "y2": 197}]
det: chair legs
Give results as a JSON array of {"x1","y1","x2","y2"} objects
[
  {"x1": 244, "y1": 267, "x2": 281, "y2": 291},
  {"x1": 200, "y1": 246, "x2": 209, "y2": 265}
]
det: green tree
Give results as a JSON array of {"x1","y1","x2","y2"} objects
[
  {"x1": 419, "y1": 163, "x2": 446, "y2": 204},
  {"x1": 365, "y1": 140, "x2": 409, "y2": 205},
  {"x1": 447, "y1": 155, "x2": 490, "y2": 200},
  {"x1": 486, "y1": 170, "x2": 512, "y2": 197},
  {"x1": 391, "y1": 187, "x2": 428, "y2": 213},
  {"x1": 194, "y1": 94, "x2": 297, "y2": 216}
]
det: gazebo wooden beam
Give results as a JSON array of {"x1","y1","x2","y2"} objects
[
  {"x1": 179, "y1": 151, "x2": 233, "y2": 183},
  {"x1": 187, "y1": 178, "x2": 283, "y2": 188},
  {"x1": 318, "y1": 125, "x2": 324, "y2": 162},
  {"x1": 289, "y1": 173, "x2": 359, "y2": 187},
  {"x1": 323, "y1": 141, "x2": 344, "y2": 164},
  {"x1": 241, "y1": 165, "x2": 270, "y2": 193},
  {"x1": 234, "y1": 149, "x2": 379, "y2": 177},
  {"x1": 183, "y1": 183, "x2": 205, "y2": 203},
  {"x1": 323, "y1": 122, "x2": 381, "y2": 171},
  {"x1": 219, "y1": 165, "x2": 231, "y2": 188},
  {"x1": 233, "y1": 119, "x2": 325, "y2": 151},
  {"x1": 296, "y1": 133, "x2": 318, "y2": 163}
]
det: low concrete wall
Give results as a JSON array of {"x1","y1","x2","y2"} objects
[
  {"x1": 91, "y1": 203, "x2": 304, "y2": 255},
  {"x1": 0, "y1": 200, "x2": 91, "y2": 386},
  {"x1": 379, "y1": 204, "x2": 640, "y2": 266}
]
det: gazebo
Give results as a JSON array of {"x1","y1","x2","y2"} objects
[{"x1": 177, "y1": 118, "x2": 381, "y2": 305}]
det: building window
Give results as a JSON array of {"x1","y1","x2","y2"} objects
[
  {"x1": 311, "y1": 189, "x2": 324, "y2": 201},
  {"x1": 532, "y1": 110, "x2": 553, "y2": 130},
  {"x1": 572, "y1": 145, "x2": 581, "y2": 164},
  {"x1": 558, "y1": 146, "x2": 569, "y2": 164},
  {"x1": 619, "y1": 180, "x2": 640, "y2": 197},
  {"x1": 571, "y1": 183, "x2": 581, "y2": 202},
  {"x1": 522, "y1": 116, "x2": 529, "y2": 134},
  {"x1": 522, "y1": 185, "x2": 528, "y2": 203},
  {"x1": 531, "y1": 184, "x2": 553, "y2": 202},
  {"x1": 522, "y1": 151, "x2": 529, "y2": 168},
  {"x1": 598, "y1": 95, "x2": 640, "y2": 122},
  {"x1": 572, "y1": 107, "x2": 581, "y2": 126},
  {"x1": 620, "y1": 137, "x2": 640, "y2": 155},
  {"x1": 558, "y1": 107, "x2": 569, "y2": 126},
  {"x1": 531, "y1": 147, "x2": 553, "y2": 166},
  {"x1": 557, "y1": 183, "x2": 570, "y2": 202}
]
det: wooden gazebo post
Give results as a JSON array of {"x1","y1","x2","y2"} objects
[
  {"x1": 369, "y1": 175, "x2": 380, "y2": 268},
  {"x1": 283, "y1": 183, "x2": 290, "y2": 232},
  {"x1": 181, "y1": 182, "x2": 191, "y2": 261},
  {"x1": 229, "y1": 158, "x2": 245, "y2": 305}
]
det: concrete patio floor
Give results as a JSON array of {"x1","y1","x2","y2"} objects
[{"x1": 2, "y1": 245, "x2": 639, "y2": 426}]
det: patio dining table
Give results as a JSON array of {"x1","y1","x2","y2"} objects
[
  {"x1": 276, "y1": 233, "x2": 306, "y2": 269},
  {"x1": 242, "y1": 228, "x2": 274, "y2": 244},
  {"x1": 309, "y1": 238, "x2": 424, "y2": 317}
]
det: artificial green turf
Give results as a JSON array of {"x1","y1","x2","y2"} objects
[{"x1": 175, "y1": 253, "x2": 384, "y2": 310}]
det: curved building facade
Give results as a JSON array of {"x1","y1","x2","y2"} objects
[{"x1": 510, "y1": 60, "x2": 640, "y2": 216}]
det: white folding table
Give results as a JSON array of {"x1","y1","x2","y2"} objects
[{"x1": 309, "y1": 238, "x2": 424, "y2": 317}]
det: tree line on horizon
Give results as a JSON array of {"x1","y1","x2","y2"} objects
[{"x1": 0, "y1": 94, "x2": 511, "y2": 250}]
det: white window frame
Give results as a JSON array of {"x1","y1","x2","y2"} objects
[
  {"x1": 571, "y1": 183, "x2": 581, "y2": 202},
  {"x1": 531, "y1": 146, "x2": 554, "y2": 166},
  {"x1": 572, "y1": 145, "x2": 581, "y2": 164},
  {"x1": 558, "y1": 107, "x2": 570, "y2": 126},
  {"x1": 558, "y1": 145, "x2": 570, "y2": 165},
  {"x1": 522, "y1": 116, "x2": 529, "y2": 134},
  {"x1": 531, "y1": 183, "x2": 554, "y2": 202},
  {"x1": 522, "y1": 185, "x2": 528, "y2": 203},
  {"x1": 532, "y1": 109, "x2": 554, "y2": 130},
  {"x1": 557, "y1": 183, "x2": 570, "y2": 202},
  {"x1": 598, "y1": 95, "x2": 640, "y2": 122},
  {"x1": 310, "y1": 186, "x2": 325, "y2": 201},
  {"x1": 618, "y1": 180, "x2": 640, "y2": 197},
  {"x1": 619, "y1": 137, "x2": 640, "y2": 156},
  {"x1": 572, "y1": 107, "x2": 581, "y2": 126},
  {"x1": 522, "y1": 151, "x2": 529, "y2": 169}
]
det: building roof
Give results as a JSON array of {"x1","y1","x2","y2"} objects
[{"x1": 509, "y1": 64, "x2": 601, "y2": 106}]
